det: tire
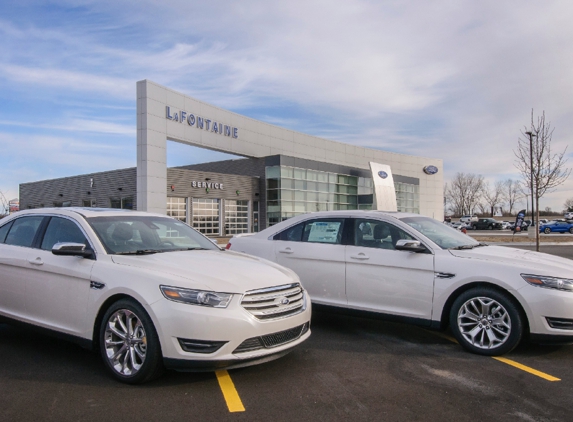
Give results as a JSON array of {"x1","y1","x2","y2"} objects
[
  {"x1": 544, "y1": 228, "x2": 551, "y2": 234},
  {"x1": 488, "y1": 225, "x2": 493, "y2": 230},
  {"x1": 100, "y1": 299, "x2": 164, "y2": 384},
  {"x1": 449, "y1": 287, "x2": 523, "y2": 356},
  {"x1": 569, "y1": 228, "x2": 573, "y2": 234}
]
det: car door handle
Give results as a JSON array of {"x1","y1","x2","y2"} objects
[
  {"x1": 279, "y1": 247, "x2": 294, "y2": 254},
  {"x1": 28, "y1": 257, "x2": 44, "y2": 266},
  {"x1": 350, "y1": 253, "x2": 369, "y2": 260}
]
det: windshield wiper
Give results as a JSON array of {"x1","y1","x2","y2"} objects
[
  {"x1": 449, "y1": 244, "x2": 476, "y2": 250},
  {"x1": 115, "y1": 249, "x2": 161, "y2": 255}
]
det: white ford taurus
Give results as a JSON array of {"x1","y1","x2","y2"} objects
[
  {"x1": 227, "y1": 210, "x2": 573, "y2": 356},
  {"x1": 0, "y1": 208, "x2": 310, "y2": 383}
]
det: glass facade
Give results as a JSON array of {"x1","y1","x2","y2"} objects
[{"x1": 266, "y1": 165, "x2": 419, "y2": 226}]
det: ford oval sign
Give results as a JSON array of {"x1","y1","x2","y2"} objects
[
  {"x1": 423, "y1": 165, "x2": 439, "y2": 175},
  {"x1": 378, "y1": 171, "x2": 388, "y2": 179}
]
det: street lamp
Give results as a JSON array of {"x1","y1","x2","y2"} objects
[{"x1": 525, "y1": 131, "x2": 535, "y2": 226}]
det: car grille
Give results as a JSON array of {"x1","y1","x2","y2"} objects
[
  {"x1": 233, "y1": 323, "x2": 310, "y2": 353},
  {"x1": 240, "y1": 283, "x2": 305, "y2": 320}
]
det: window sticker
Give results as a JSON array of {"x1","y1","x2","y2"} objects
[{"x1": 307, "y1": 222, "x2": 341, "y2": 243}]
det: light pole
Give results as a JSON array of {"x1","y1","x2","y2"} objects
[{"x1": 525, "y1": 131, "x2": 535, "y2": 226}]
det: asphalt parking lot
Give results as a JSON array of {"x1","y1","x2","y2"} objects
[{"x1": 2, "y1": 244, "x2": 573, "y2": 421}]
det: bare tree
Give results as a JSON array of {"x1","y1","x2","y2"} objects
[
  {"x1": 446, "y1": 173, "x2": 484, "y2": 216},
  {"x1": 482, "y1": 180, "x2": 506, "y2": 217},
  {"x1": 504, "y1": 179, "x2": 521, "y2": 215},
  {"x1": 0, "y1": 190, "x2": 9, "y2": 217},
  {"x1": 514, "y1": 110, "x2": 571, "y2": 250},
  {"x1": 564, "y1": 197, "x2": 573, "y2": 212}
]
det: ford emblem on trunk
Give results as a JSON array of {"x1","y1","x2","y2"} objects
[
  {"x1": 423, "y1": 165, "x2": 439, "y2": 175},
  {"x1": 378, "y1": 171, "x2": 388, "y2": 179}
]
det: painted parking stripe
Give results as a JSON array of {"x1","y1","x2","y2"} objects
[
  {"x1": 492, "y1": 357, "x2": 560, "y2": 381},
  {"x1": 215, "y1": 370, "x2": 245, "y2": 412},
  {"x1": 427, "y1": 330, "x2": 560, "y2": 381}
]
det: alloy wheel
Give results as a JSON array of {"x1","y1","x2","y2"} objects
[
  {"x1": 104, "y1": 309, "x2": 147, "y2": 376},
  {"x1": 457, "y1": 297, "x2": 511, "y2": 350}
]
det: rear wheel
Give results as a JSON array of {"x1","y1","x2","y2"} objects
[
  {"x1": 544, "y1": 227, "x2": 551, "y2": 234},
  {"x1": 569, "y1": 227, "x2": 573, "y2": 234},
  {"x1": 450, "y1": 287, "x2": 523, "y2": 356},
  {"x1": 100, "y1": 299, "x2": 164, "y2": 384}
]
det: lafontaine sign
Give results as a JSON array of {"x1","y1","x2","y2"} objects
[{"x1": 166, "y1": 106, "x2": 238, "y2": 139}]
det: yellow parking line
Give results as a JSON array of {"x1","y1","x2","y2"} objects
[
  {"x1": 426, "y1": 330, "x2": 560, "y2": 381},
  {"x1": 492, "y1": 357, "x2": 561, "y2": 382},
  {"x1": 215, "y1": 370, "x2": 245, "y2": 412}
]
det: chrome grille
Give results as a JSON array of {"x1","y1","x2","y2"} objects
[
  {"x1": 234, "y1": 323, "x2": 309, "y2": 353},
  {"x1": 241, "y1": 283, "x2": 305, "y2": 320}
]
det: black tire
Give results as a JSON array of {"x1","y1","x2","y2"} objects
[
  {"x1": 488, "y1": 225, "x2": 493, "y2": 230},
  {"x1": 450, "y1": 287, "x2": 523, "y2": 356},
  {"x1": 544, "y1": 228, "x2": 551, "y2": 234},
  {"x1": 569, "y1": 228, "x2": 573, "y2": 234},
  {"x1": 100, "y1": 299, "x2": 164, "y2": 384}
]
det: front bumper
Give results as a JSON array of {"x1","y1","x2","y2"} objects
[{"x1": 150, "y1": 291, "x2": 312, "y2": 371}]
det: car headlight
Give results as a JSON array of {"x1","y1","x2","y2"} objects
[
  {"x1": 160, "y1": 285, "x2": 233, "y2": 308},
  {"x1": 521, "y1": 274, "x2": 573, "y2": 292}
]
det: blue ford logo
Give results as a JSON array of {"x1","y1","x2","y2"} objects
[
  {"x1": 378, "y1": 171, "x2": 388, "y2": 179},
  {"x1": 423, "y1": 165, "x2": 439, "y2": 175}
]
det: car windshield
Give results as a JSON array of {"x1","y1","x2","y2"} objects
[
  {"x1": 400, "y1": 216, "x2": 480, "y2": 250},
  {"x1": 87, "y1": 215, "x2": 219, "y2": 255}
]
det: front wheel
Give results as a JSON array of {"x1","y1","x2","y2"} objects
[
  {"x1": 569, "y1": 227, "x2": 573, "y2": 234},
  {"x1": 450, "y1": 288, "x2": 523, "y2": 356},
  {"x1": 544, "y1": 228, "x2": 551, "y2": 234},
  {"x1": 100, "y1": 299, "x2": 164, "y2": 384}
]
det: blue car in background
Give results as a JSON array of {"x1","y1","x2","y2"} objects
[{"x1": 539, "y1": 221, "x2": 573, "y2": 234}]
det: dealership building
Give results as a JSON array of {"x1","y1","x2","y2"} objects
[{"x1": 19, "y1": 80, "x2": 444, "y2": 236}]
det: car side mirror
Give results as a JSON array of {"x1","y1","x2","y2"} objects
[
  {"x1": 52, "y1": 242, "x2": 93, "y2": 258},
  {"x1": 395, "y1": 239, "x2": 427, "y2": 253}
]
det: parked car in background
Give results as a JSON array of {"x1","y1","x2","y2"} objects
[
  {"x1": 500, "y1": 221, "x2": 512, "y2": 230},
  {"x1": 0, "y1": 208, "x2": 311, "y2": 384},
  {"x1": 227, "y1": 210, "x2": 573, "y2": 357},
  {"x1": 459, "y1": 215, "x2": 478, "y2": 224},
  {"x1": 538, "y1": 220, "x2": 573, "y2": 234},
  {"x1": 565, "y1": 212, "x2": 573, "y2": 220},
  {"x1": 472, "y1": 218, "x2": 503, "y2": 230}
]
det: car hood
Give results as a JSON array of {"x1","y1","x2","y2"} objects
[
  {"x1": 110, "y1": 250, "x2": 298, "y2": 293},
  {"x1": 448, "y1": 245, "x2": 573, "y2": 276}
]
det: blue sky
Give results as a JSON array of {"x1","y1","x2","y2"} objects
[{"x1": 1, "y1": 0, "x2": 572, "y2": 212}]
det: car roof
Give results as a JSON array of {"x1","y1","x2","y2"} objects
[
  {"x1": 254, "y1": 210, "x2": 428, "y2": 236},
  {"x1": 6, "y1": 207, "x2": 169, "y2": 220}
]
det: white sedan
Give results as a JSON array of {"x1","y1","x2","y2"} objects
[
  {"x1": 227, "y1": 210, "x2": 573, "y2": 356},
  {"x1": 0, "y1": 208, "x2": 310, "y2": 383}
]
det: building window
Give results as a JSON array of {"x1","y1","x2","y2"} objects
[
  {"x1": 265, "y1": 165, "x2": 420, "y2": 226},
  {"x1": 253, "y1": 201, "x2": 259, "y2": 232},
  {"x1": 110, "y1": 197, "x2": 133, "y2": 209},
  {"x1": 225, "y1": 200, "x2": 249, "y2": 235},
  {"x1": 167, "y1": 197, "x2": 187, "y2": 222},
  {"x1": 192, "y1": 198, "x2": 220, "y2": 236},
  {"x1": 82, "y1": 199, "x2": 96, "y2": 207},
  {"x1": 53, "y1": 201, "x2": 72, "y2": 207}
]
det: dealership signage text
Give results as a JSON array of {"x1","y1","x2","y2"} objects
[{"x1": 166, "y1": 106, "x2": 238, "y2": 138}]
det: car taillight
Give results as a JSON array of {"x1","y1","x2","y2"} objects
[{"x1": 225, "y1": 243, "x2": 231, "y2": 250}]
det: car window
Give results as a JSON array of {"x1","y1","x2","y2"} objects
[
  {"x1": 4, "y1": 216, "x2": 44, "y2": 248},
  {"x1": 354, "y1": 218, "x2": 413, "y2": 251},
  {"x1": 303, "y1": 219, "x2": 344, "y2": 244},
  {"x1": 274, "y1": 222, "x2": 305, "y2": 241},
  {"x1": 273, "y1": 219, "x2": 345, "y2": 244},
  {"x1": 41, "y1": 217, "x2": 89, "y2": 251},
  {"x1": 0, "y1": 221, "x2": 14, "y2": 243},
  {"x1": 88, "y1": 216, "x2": 217, "y2": 254}
]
